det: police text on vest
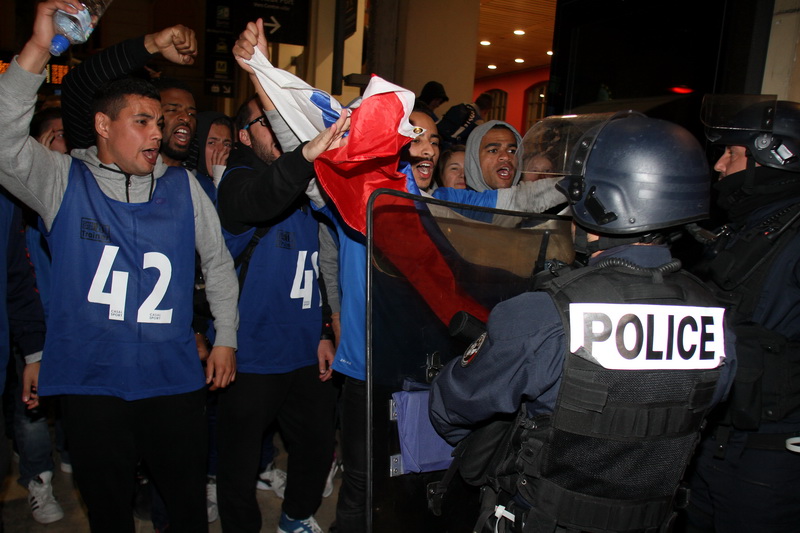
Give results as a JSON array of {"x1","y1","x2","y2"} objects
[{"x1": 569, "y1": 303, "x2": 726, "y2": 370}]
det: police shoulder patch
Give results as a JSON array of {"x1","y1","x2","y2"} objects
[{"x1": 461, "y1": 332, "x2": 487, "y2": 367}]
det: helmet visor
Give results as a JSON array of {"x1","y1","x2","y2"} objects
[
  {"x1": 520, "y1": 113, "x2": 615, "y2": 179},
  {"x1": 701, "y1": 94, "x2": 778, "y2": 141}
]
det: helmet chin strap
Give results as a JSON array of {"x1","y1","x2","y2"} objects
[
  {"x1": 573, "y1": 226, "x2": 593, "y2": 256},
  {"x1": 742, "y1": 154, "x2": 758, "y2": 193}
]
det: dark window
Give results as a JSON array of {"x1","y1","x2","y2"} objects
[
  {"x1": 525, "y1": 82, "x2": 548, "y2": 130},
  {"x1": 486, "y1": 89, "x2": 507, "y2": 121}
]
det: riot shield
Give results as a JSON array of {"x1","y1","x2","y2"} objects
[{"x1": 366, "y1": 189, "x2": 574, "y2": 532}]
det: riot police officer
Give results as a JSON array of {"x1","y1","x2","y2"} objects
[
  {"x1": 683, "y1": 95, "x2": 800, "y2": 532},
  {"x1": 429, "y1": 111, "x2": 737, "y2": 533}
]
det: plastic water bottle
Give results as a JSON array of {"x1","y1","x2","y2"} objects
[{"x1": 50, "y1": 1, "x2": 114, "y2": 56}]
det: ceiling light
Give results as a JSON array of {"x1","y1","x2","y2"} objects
[
  {"x1": 515, "y1": 58, "x2": 524, "y2": 63},
  {"x1": 480, "y1": 40, "x2": 491, "y2": 46},
  {"x1": 488, "y1": 65, "x2": 497, "y2": 70},
  {"x1": 514, "y1": 30, "x2": 525, "y2": 35},
  {"x1": 547, "y1": 51, "x2": 553, "y2": 56}
]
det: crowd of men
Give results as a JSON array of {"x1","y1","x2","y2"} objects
[{"x1": 0, "y1": 2, "x2": 796, "y2": 533}]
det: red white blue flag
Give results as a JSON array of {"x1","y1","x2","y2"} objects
[{"x1": 246, "y1": 52, "x2": 489, "y2": 324}]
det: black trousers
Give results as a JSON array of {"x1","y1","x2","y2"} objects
[
  {"x1": 216, "y1": 365, "x2": 337, "y2": 533},
  {"x1": 335, "y1": 376, "x2": 367, "y2": 533},
  {"x1": 61, "y1": 388, "x2": 208, "y2": 533},
  {"x1": 684, "y1": 426, "x2": 800, "y2": 532}
]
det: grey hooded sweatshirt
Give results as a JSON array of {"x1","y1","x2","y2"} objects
[
  {"x1": 0, "y1": 58, "x2": 239, "y2": 349},
  {"x1": 464, "y1": 120, "x2": 523, "y2": 192},
  {"x1": 462, "y1": 120, "x2": 564, "y2": 213}
]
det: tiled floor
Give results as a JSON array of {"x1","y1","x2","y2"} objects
[{"x1": 0, "y1": 450, "x2": 340, "y2": 532}]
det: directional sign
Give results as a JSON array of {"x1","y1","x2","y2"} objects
[
  {"x1": 233, "y1": 0, "x2": 310, "y2": 46},
  {"x1": 263, "y1": 15, "x2": 281, "y2": 35},
  {"x1": 204, "y1": 1, "x2": 237, "y2": 98}
]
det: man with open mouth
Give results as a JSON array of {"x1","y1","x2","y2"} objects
[
  {"x1": 465, "y1": 120, "x2": 521, "y2": 192},
  {"x1": 400, "y1": 107, "x2": 441, "y2": 193},
  {"x1": 155, "y1": 80, "x2": 198, "y2": 168}
]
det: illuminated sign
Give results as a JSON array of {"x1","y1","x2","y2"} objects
[
  {"x1": 48, "y1": 64, "x2": 70, "y2": 85},
  {"x1": 0, "y1": 60, "x2": 71, "y2": 84}
]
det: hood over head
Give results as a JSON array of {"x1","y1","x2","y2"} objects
[{"x1": 465, "y1": 120, "x2": 522, "y2": 192}]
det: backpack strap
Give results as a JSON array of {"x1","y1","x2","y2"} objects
[
  {"x1": 218, "y1": 164, "x2": 274, "y2": 295},
  {"x1": 233, "y1": 225, "x2": 271, "y2": 294}
]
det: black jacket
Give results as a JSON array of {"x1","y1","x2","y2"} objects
[{"x1": 216, "y1": 142, "x2": 313, "y2": 236}]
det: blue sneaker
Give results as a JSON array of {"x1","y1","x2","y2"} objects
[{"x1": 277, "y1": 512, "x2": 323, "y2": 533}]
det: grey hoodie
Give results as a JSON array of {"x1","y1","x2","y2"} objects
[
  {"x1": 461, "y1": 119, "x2": 565, "y2": 214},
  {"x1": 465, "y1": 120, "x2": 523, "y2": 192},
  {"x1": 0, "y1": 58, "x2": 239, "y2": 348}
]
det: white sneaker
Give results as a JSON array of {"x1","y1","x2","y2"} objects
[
  {"x1": 256, "y1": 461, "x2": 287, "y2": 498},
  {"x1": 322, "y1": 455, "x2": 340, "y2": 498},
  {"x1": 28, "y1": 471, "x2": 64, "y2": 524},
  {"x1": 206, "y1": 476, "x2": 219, "y2": 523}
]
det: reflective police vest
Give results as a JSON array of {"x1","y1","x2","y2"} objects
[{"x1": 507, "y1": 258, "x2": 727, "y2": 533}]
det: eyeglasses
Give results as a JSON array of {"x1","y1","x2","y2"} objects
[{"x1": 244, "y1": 114, "x2": 268, "y2": 130}]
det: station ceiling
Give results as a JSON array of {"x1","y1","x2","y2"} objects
[{"x1": 476, "y1": 0, "x2": 556, "y2": 78}]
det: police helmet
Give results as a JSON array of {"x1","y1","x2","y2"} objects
[
  {"x1": 701, "y1": 95, "x2": 800, "y2": 173},
  {"x1": 544, "y1": 111, "x2": 710, "y2": 235}
]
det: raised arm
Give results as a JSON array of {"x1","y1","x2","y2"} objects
[
  {"x1": 232, "y1": 19, "x2": 276, "y2": 116},
  {"x1": 0, "y1": 1, "x2": 73, "y2": 224},
  {"x1": 62, "y1": 24, "x2": 197, "y2": 149}
]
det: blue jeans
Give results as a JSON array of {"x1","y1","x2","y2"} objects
[
  {"x1": 0, "y1": 396, "x2": 9, "y2": 533},
  {"x1": 13, "y1": 354, "x2": 62, "y2": 487}
]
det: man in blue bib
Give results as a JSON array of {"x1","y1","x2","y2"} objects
[{"x1": 0, "y1": 2, "x2": 240, "y2": 531}]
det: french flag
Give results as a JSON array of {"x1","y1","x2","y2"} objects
[
  {"x1": 313, "y1": 75, "x2": 421, "y2": 234},
  {"x1": 246, "y1": 49, "x2": 419, "y2": 233},
  {"x1": 245, "y1": 51, "x2": 489, "y2": 325},
  {"x1": 245, "y1": 48, "x2": 345, "y2": 141}
]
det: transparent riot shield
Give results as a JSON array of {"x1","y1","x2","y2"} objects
[{"x1": 366, "y1": 189, "x2": 574, "y2": 532}]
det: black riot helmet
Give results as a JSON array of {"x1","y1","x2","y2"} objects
[
  {"x1": 535, "y1": 111, "x2": 710, "y2": 235},
  {"x1": 701, "y1": 94, "x2": 800, "y2": 173}
]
